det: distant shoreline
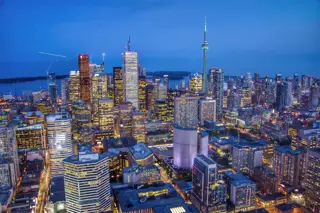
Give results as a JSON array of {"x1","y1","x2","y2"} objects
[{"x1": 0, "y1": 75, "x2": 69, "y2": 84}]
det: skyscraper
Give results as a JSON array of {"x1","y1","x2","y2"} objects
[
  {"x1": 155, "y1": 99, "x2": 168, "y2": 121},
  {"x1": 138, "y1": 75, "x2": 147, "y2": 113},
  {"x1": 48, "y1": 72, "x2": 57, "y2": 105},
  {"x1": 63, "y1": 152, "x2": 111, "y2": 213},
  {"x1": 228, "y1": 173, "x2": 257, "y2": 212},
  {"x1": 61, "y1": 79, "x2": 69, "y2": 104},
  {"x1": 132, "y1": 111, "x2": 146, "y2": 143},
  {"x1": 0, "y1": 126, "x2": 19, "y2": 188},
  {"x1": 189, "y1": 73, "x2": 203, "y2": 94},
  {"x1": 146, "y1": 84, "x2": 155, "y2": 111},
  {"x1": 156, "y1": 83, "x2": 167, "y2": 100},
  {"x1": 69, "y1": 70, "x2": 80, "y2": 103},
  {"x1": 46, "y1": 112, "x2": 73, "y2": 177},
  {"x1": 113, "y1": 67, "x2": 124, "y2": 106},
  {"x1": 174, "y1": 96, "x2": 199, "y2": 128},
  {"x1": 163, "y1": 75, "x2": 169, "y2": 89},
  {"x1": 191, "y1": 154, "x2": 227, "y2": 213},
  {"x1": 202, "y1": 17, "x2": 209, "y2": 94},
  {"x1": 91, "y1": 71, "x2": 108, "y2": 125},
  {"x1": 272, "y1": 146, "x2": 306, "y2": 187},
  {"x1": 232, "y1": 144, "x2": 263, "y2": 175},
  {"x1": 123, "y1": 38, "x2": 139, "y2": 109},
  {"x1": 303, "y1": 148, "x2": 320, "y2": 212},
  {"x1": 309, "y1": 83, "x2": 319, "y2": 108},
  {"x1": 199, "y1": 98, "x2": 216, "y2": 125},
  {"x1": 79, "y1": 54, "x2": 91, "y2": 103},
  {"x1": 275, "y1": 81, "x2": 292, "y2": 111},
  {"x1": 118, "y1": 102, "x2": 133, "y2": 138},
  {"x1": 98, "y1": 98, "x2": 114, "y2": 131},
  {"x1": 210, "y1": 68, "x2": 224, "y2": 118}
]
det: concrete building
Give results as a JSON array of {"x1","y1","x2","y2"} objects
[
  {"x1": 174, "y1": 96, "x2": 199, "y2": 128},
  {"x1": 272, "y1": 146, "x2": 306, "y2": 187},
  {"x1": 173, "y1": 125, "x2": 198, "y2": 169},
  {"x1": 199, "y1": 98, "x2": 216, "y2": 125},
  {"x1": 228, "y1": 173, "x2": 257, "y2": 212},
  {"x1": 127, "y1": 142, "x2": 154, "y2": 166},
  {"x1": 63, "y1": 152, "x2": 111, "y2": 213},
  {"x1": 123, "y1": 164, "x2": 160, "y2": 184},
  {"x1": 232, "y1": 144, "x2": 263, "y2": 175}
]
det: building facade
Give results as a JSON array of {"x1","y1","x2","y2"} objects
[
  {"x1": 46, "y1": 112, "x2": 73, "y2": 177},
  {"x1": 191, "y1": 154, "x2": 227, "y2": 213},
  {"x1": 63, "y1": 152, "x2": 111, "y2": 213},
  {"x1": 79, "y1": 54, "x2": 91, "y2": 103}
]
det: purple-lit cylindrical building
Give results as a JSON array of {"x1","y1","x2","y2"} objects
[{"x1": 173, "y1": 125, "x2": 198, "y2": 169}]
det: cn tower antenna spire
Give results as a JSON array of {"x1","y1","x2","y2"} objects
[{"x1": 202, "y1": 16, "x2": 209, "y2": 95}]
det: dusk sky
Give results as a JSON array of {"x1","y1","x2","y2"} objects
[{"x1": 1, "y1": 0, "x2": 320, "y2": 77}]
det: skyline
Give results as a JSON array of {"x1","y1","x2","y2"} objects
[{"x1": 1, "y1": 0, "x2": 320, "y2": 78}]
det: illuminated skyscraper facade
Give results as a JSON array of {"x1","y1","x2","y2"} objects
[
  {"x1": 167, "y1": 89, "x2": 182, "y2": 121},
  {"x1": 123, "y1": 41, "x2": 139, "y2": 108},
  {"x1": 303, "y1": 148, "x2": 320, "y2": 212},
  {"x1": 61, "y1": 79, "x2": 69, "y2": 104},
  {"x1": 163, "y1": 75, "x2": 169, "y2": 89},
  {"x1": 157, "y1": 83, "x2": 168, "y2": 100},
  {"x1": 138, "y1": 75, "x2": 147, "y2": 113},
  {"x1": 272, "y1": 146, "x2": 305, "y2": 187},
  {"x1": 0, "y1": 126, "x2": 19, "y2": 188},
  {"x1": 132, "y1": 112, "x2": 146, "y2": 143},
  {"x1": 79, "y1": 54, "x2": 91, "y2": 103},
  {"x1": 71, "y1": 101, "x2": 91, "y2": 141},
  {"x1": 210, "y1": 68, "x2": 224, "y2": 117},
  {"x1": 63, "y1": 152, "x2": 111, "y2": 213},
  {"x1": 16, "y1": 123, "x2": 45, "y2": 149},
  {"x1": 113, "y1": 67, "x2": 124, "y2": 106},
  {"x1": 174, "y1": 96, "x2": 199, "y2": 128},
  {"x1": 146, "y1": 84, "x2": 155, "y2": 111},
  {"x1": 155, "y1": 99, "x2": 168, "y2": 121},
  {"x1": 199, "y1": 98, "x2": 216, "y2": 125},
  {"x1": 69, "y1": 70, "x2": 80, "y2": 103},
  {"x1": 189, "y1": 73, "x2": 203, "y2": 94},
  {"x1": 91, "y1": 71, "x2": 108, "y2": 125},
  {"x1": 276, "y1": 81, "x2": 292, "y2": 110},
  {"x1": 191, "y1": 154, "x2": 227, "y2": 213},
  {"x1": 46, "y1": 112, "x2": 73, "y2": 177},
  {"x1": 98, "y1": 98, "x2": 114, "y2": 131},
  {"x1": 119, "y1": 102, "x2": 133, "y2": 138},
  {"x1": 48, "y1": 72, "x2": 58, "y2": 105}
]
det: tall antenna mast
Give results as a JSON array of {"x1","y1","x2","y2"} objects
[{"x1": 127, "y1": 36, "x2": 131, "y2": 52}]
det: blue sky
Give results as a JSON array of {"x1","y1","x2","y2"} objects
[{"x1": 1, "y1": 0, "x2": 320, "y2": 77}]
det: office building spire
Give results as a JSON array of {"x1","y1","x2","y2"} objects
[
  {"x1": 127, "y1": 36, "x2": 131, "y2": 52},
  {"x1": 202, "y1": 17, "x2": 209, "y2": 94}
]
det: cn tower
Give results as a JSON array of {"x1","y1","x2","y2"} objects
[{"x1": 202, "y1": 17, "x2": 209, "y2": 94}]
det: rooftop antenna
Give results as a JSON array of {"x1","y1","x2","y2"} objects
[{"x1": 127, "y1": 36, "x2": 131, "y2": 52}]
